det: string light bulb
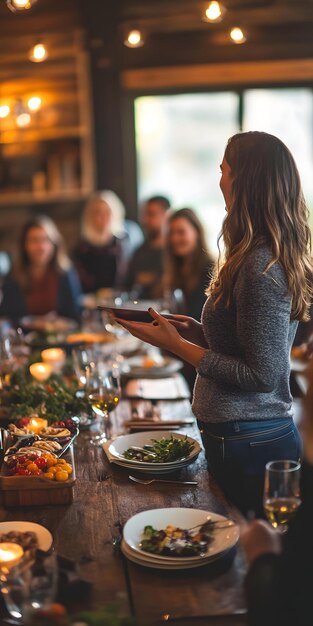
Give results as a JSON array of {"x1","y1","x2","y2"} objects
[
  {"x1": 29, "y1": 43, "x2": 48, "y2": 63},
  {"x1": 0, "y1": 105, "x2": 10, "y2": 119},
  {"x1": 202, "y1": 2, "x2": 226, "y2": 23},
  {"x1": 27, "y1": 96, "x2": 41, "y2": 111},
  {"x1": 6, "y1": 0, "x2": 37, "y2": 11},
  {"x1": 124, "y1": 30, "x2": 144, "y2": 48},
  {"x1": 16, "y1": 112, "x2": 31, "y2": 127},
  {"x1": 230, "y1": 27, "x2": 246, "y2": 44}
]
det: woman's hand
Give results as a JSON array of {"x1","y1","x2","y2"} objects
[
  {"x1": 115, "y1": 308, "x2": 183, "y2": 353},
  {"x1": 167, "y1": 314, "x2": 206, "y2": 346},
  {"x1": 241, "y1": 520, "x2": 282, "y2": 567}
]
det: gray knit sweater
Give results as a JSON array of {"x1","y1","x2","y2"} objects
[{"x1": 192, "y1": 246, "x2": 298, "y2": 422}]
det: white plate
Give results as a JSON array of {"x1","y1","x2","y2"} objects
[
  {"x1": 122, "y1": 356, "x2": 183, "y2": 379},
  {"x1": 108, "y1": 431, "x2": 201, "y2": 467},
  {"x1": 111, "y1": 459, "x2": 193, "y2": 474},
  {"x1": 123, "y1": 508, "x2": 239, "y2": 563},
  {"x1": 0, "y1": 521, "x2": 53, "y2": 551},
  {"x1": 121, "y1": 540, "x2": 229, "y2": 570},
  {"x1": 122, "y1": 539, "x2": 229, "y2": 566}
]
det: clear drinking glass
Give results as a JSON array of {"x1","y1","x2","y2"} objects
[
  {"x1": 72, "y1": 347, "x2": 96, "y2": 389},
  {"x1": 88, "y1": 362, "x2": 121, "y2": 446},
  {"x1": 0, "y1": 334, "x2": 15, "y2": 390},
  {"x1": 1, "y1": 551, "x2": 57, "y2": 621},
  {"x1": 263, "y1": 460, "x2": 301, "y2": 532}
]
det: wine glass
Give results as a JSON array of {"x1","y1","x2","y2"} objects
[
  {"x1": 1, "y1": 551, "x2": 57, "y2": 621},
  {"x1": 263, "y1": 460, "x2": 301, "y2": 532},
  {"x1": 0, "y1": 334, "x2": 15, "y2": 390},
  {"x1": 88, "y1": 362, "x2": 121, "y2": 446},
  {"x1": 72, "y1": 347, "x2": 96, "y2": 390}
]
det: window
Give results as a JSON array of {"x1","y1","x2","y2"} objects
[
  {"x1": 243, "y1": 88, "x2": 313, "y2": 213},
  {"x1": 135, "y1": 93, "x2": 239, "y2": 253},
  {"x1": 135, "y1": 88, "x2": 313, "y2": 252}
]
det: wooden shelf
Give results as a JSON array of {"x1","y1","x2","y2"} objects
[
  {"x1": 0, "y1": 188, "x2": 91, "y2": 206},
  {"x1": 0, "y1": 126, "x2": 88, "y2": 145},
  {"x1": 0, "y1": 30, "x2": 95, "y2": 205}
]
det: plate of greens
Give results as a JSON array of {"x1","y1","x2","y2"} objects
[
  {"x1": 108, "y1": 431, "x2": 201, "y2": 469},
  {"x1": 122, "y1": 508, "x2": 239, "y2": 569}
]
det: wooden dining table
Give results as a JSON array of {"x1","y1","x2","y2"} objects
[{"x1": 0, "y1": 393, "x2": 248, "y2": 626}]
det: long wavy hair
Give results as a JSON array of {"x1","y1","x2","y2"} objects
[
  {"x1": 14, "y1": 215, "x2": 70, "y2": 290},
  {"x1": 208, "y1": 131, "x2": 313, "y2": 320},
  {"x1": 165, "y1": 208, "x2": 214, "y2": 295}
]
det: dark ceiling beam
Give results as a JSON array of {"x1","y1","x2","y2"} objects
[{"x1": 119, "y1": 2, "x2": 313, "y2": 33}]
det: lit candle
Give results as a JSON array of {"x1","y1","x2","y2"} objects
[
  {"x1": 0, "y1": 543, "x2": 24, "y2": 570},
  {"x1": 29, "y1": 362, "x2": 52, "y2": 382},
  {"x1": 28, "y1": 417, "x2": 48, "y2": 435},
  {"x1": 41, "y1": 348, "x2": 66, "y2": 372}
]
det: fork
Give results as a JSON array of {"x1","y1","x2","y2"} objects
[
  {"x1": 97, "y1": 470, "x2": 112, "y2": 482},
  {"x1": 129, "y1": 475, "x2": 198, "y2": 486}
]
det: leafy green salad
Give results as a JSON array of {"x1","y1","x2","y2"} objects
[{"x1": 122, "y1": 435, "x2": 195, "y2": 463}]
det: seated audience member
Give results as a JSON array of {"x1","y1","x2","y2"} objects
[
  {"x1": 164, "y1": 208, "x2": 214, "y2": 320},
  {"x1": 0, "y1": 215, "x2": 81, "y2": 321},
  {"x1": 73, "y1": 191, "x2": 143, "y2": 293},
  {"x1": 241, "y1": 364, "x2": 313, "y2": 626},
  {"x1": 126, "y1": 195, "x2": 170, "y2": 299}
]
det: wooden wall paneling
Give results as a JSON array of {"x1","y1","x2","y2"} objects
[{"x1": 121, "y1": 58, "x2": 313, "y2": 91}]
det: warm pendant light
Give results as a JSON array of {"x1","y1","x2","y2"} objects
[
  {"x1": 29, "y1": 42, "x2": 48, "y2": 63},
  {"x1": 230, "y1": 27, "x2": 247, "y2": 44},
  {"x1": 27, "y1": 96, "x2": 41, "y2": 111},
  {"x1": 124, "y1": 29, "x2": 145, "y2": 48},
  {"x1": 6, "y1": 0, "x2": 37, "y2": 11},
  {"x1": 202, "y1": 1, "x2": 226, "y2": 23},
  {"x1": 0, "y1": 105, "x2": 10, "y2": 119}
]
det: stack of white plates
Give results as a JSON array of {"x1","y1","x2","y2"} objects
[
  {"x1": 121, "y1": 355, "x2": 183, "y2": 379},
  {"x1": 122, "y1": 508, "x2": 239, "y2": 570},
  {"x1": 107, "y1": 431, "x2": 201, "y2": 474}
]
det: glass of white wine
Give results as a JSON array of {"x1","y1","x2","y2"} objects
[
  {"x1": 264, "y1": 460, "x2": 301, "y2": 533},
  {"x1": 88, "y1": 362, "x2": 121, "y2": 446}
]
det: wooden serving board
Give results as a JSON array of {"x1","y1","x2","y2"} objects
[{"x1": 0, "y1": 446, "x2": 76, "y2": 507}]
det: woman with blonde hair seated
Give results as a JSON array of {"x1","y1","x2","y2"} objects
[
  {"x1": 73, "y1": 190, "x2": 142, "y2": 293},
  {"x1": 0, "y1": 215, "x2": 81, "y2": 321}
]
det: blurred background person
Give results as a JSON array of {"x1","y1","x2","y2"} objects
[
  {"x1": 73, "y1": 190, "x2": 143, "y2": 293},
  {"x1": 126, "y1": 195, "x2": 170, "y2": 299},
  {"x1": 0, "y1": 215, "x2": 81, "y2": 322},
  {"x1": 164, "y1": 208, "x2": 214, "y2": 320},
  {"x1": 163, "y1": 207, "x2": 214, "y2": 391}
]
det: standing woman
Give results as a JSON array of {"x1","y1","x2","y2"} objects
[
  {"x1": 116, "y1": 132, "x2": 312, "y2": 515},
  {"x1": 164, "y1": 208, "x2": 214, "y2": 321}
]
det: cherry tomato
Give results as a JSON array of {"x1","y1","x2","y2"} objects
[
  {"x1": 27, "y1": 462, "x2": 39, "y2": 473},
  {"x1": 15, "y1": 455, "x2": 27, "y2": 465},
  {"x1": 16, "y1": 468, "x2": 30, "y2": 476},
  {"x1": 17, "y1": 417, "x2": 31, "y2": 427},
  {"x1": 35, "y1": 457, "x2": 47, "y2": 469}
]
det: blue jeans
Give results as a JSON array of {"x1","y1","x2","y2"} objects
[{"x1": 197, "y1": 418, "x2": 302, "y2": 517}]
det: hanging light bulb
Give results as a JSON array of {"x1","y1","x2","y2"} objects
[
  {"x1": 27, "y1": 96, "x2": 41, "y2": 111},
  {"x1": 16, "y1": 112, "x2": 31, "y2": 127},
  {"x1": 6, "y1": 0, "x2": 37, "y2": 11},
  {"x1": 29, "y1": 43, "x2": 48, "y2": 63},
  {"x1": 124, "y1": 30, "x2": 144, "y2": 48},
  {"x1": 230, "y1": 27, "x2": 246, "y2": 44},
  {"x1": 0, "y1": 105, "x2": 10, "y2": 119},
  {"x1": 202, "y1": 2, "x2": 226, "y2": 23}
]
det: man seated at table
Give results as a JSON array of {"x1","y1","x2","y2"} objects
[
  {"x1": 126, "y1": 195, "x2": 170, "y2": 299},
  {"x1": 241, "y1": 363, "x2": 313, "y2": 626}
]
